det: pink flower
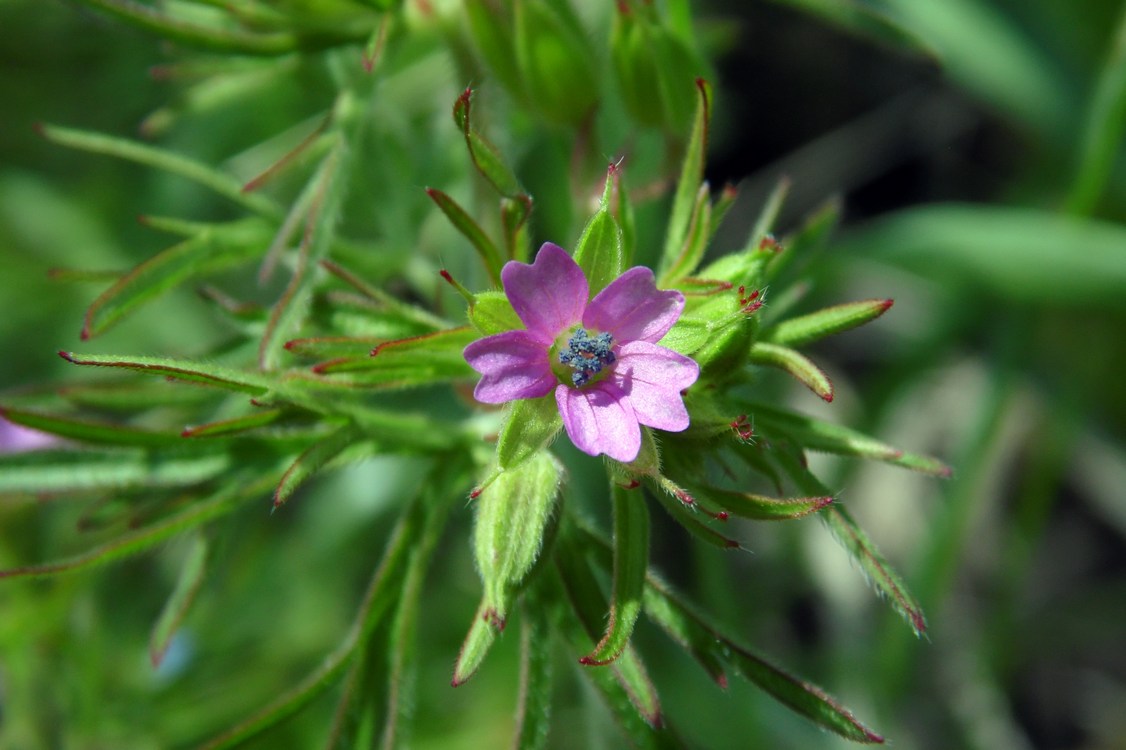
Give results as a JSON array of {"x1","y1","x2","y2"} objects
[{"x1": 464, "y1": 243, "x2": 699, "y2": 463}]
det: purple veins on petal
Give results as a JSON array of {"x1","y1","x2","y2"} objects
[
  {"x1": 583, "y1": 266, "x2": 685, "y2": 344},
  {"x1": 555, "y1": 382, "x2": 641, "y2": 463},
  {"x1": 612, "y1": 341, "x2": 698, "y2": 432},
  {"x1": 464, "y1": 330, "x2": 556, "y2": 403},
  {"x1": 501, "y1": 243, "x2": 588, "y2": 343}
]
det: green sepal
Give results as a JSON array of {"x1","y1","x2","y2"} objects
[
  {"x1": 573, "y1": 168, "x2": 626, "y2": 296},
  {"x1": 469, "y1": 290, "x2": 523, "y2": 335},
  {"x1": 694, "y1": 316, "x2": 758, "y2": 383},
  {"x1": 473, "y1": 450, "x2": 563, "y2": 625},
  {"x1": 497, "y1": 394, "x2": 563, "y2": 471},
  {"x1": 657, "y1": 315, "x2": 711, "y2": 356},
  {"x1": 748, "y1": 342, "x2": 834, "y2": 402},
  {"x1": 766, "y1": 299, "x2": 894, "y2": 348}
]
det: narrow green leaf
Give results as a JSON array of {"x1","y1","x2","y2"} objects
[
  {"x1": 259, "y1": 145, "x2": 347, "y2": 371},
  {"x1": 643, "y1": 477, "x2": 741, "y2": 550},
  {"x1": 0, "y1": 448, "x2": 230, "y2": 495},
  {"x1": 59, "y1": 380, "x2": 218, "y2": 411},
  {"x1": 660, "y1": 78, "x2": 711, "y2": 274},
  {"x1": 822, "y1": 503, "x2": 928, "y2": 636},
  {"x1": 580, "y1": 484, "x2": 649, "y2": 666},
  {"x1": 659, "y1": 183, "x2": 711, "y2": 285},
  {"x1": 692, "y1": 485, "x2": 833, "y2": 521},
  {"x1": 0, "y1": 477, "x2": 261, "y2": 580},
  {"x1": 59, "y1": 351, "x2": 271, "y2": 395},
  {"x1": 767, "y1": 299, "x2": 894, "y2": 348},
  {"x1": 453, "y1": 88, "x2": 523, "y2": 197},
  {"x1": 774, "y1": 449, "x2": 928, "y2": 636},
  {"x1": 427, "y1": 188, "x2": 504, "y2": 285},
  {"x1": 748, "y1": 342, "x2": 834, "y2": 402},
  {"x1": 312, "y1": 328, "x2": 477, "y2": 383},
  {"x1": 748, "y1": 403, "x2": 952, "y2": 476},
  {"x1": 320, "y1": 259, "x2": 449, "y2": 331},
  {"x1": 0, "y1": 405, "x2": 181, "y2": 447},
  {"x1": 150, "y1": 532, "x2": 209, "y2": 667},
  {"x1": 182, "y1": 409, "x2": 286, "y2": 438},
  {"x1": 273, "y1": 424, "x2": 360, "y2": 509},
  {"x1": 451, "y1": 600, "x2": 499, "y2": 687},
  {"x1": 38, "y1": 123, "x2": 281, "y2": 218},
  {"x1": 82, "y1": 219, "x2": 270, "y2": 339},
  {"x1": 497, "y1": 394, "x2": 564, "y2": 471}
]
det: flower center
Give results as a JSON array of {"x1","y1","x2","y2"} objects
[{"x1": 557, "y1": 328, "x2": 616, "y2": 387}]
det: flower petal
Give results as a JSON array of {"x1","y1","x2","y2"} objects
[
  {"x1": 501, "y1": 243, "x2": 588, "y2": 343},
  {"x1": 464, "y1": 330, "x2": 555, "y2": 404},
  {"x1": 555, "y1": 382, "x2": 641, "y2": 462},
  {"x1": 583, "y1": 266, "x2": 684, "y2": 344},
  {"x1": 612, "y1": 341, "x2": 699, "y2": 432}
]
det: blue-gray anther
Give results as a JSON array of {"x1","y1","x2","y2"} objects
[{"x1": 559, "y1": 328, "x2": 616, "y2": 387}]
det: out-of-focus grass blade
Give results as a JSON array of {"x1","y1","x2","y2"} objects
[
  {"x1": 82, "y1": 219, "x2": 269, "y2": 339},
  {"x1": 580, "y1": 484, "x2": 649, "y2": 666},
  {"x1": 150, "y1": 531, "x2": 209, "y2": 667},
  {"x1": 199, "y1": 475, "x2": 458, "y2": 750},
  {"x1": 0, "y1": 405, "x2": 181, "y2": 447},
  {"x1": 1066, "y1": 5, "x2": 1126, "y2": 215},
  {"x1": 273, "y1": 423, "x2": 360, "y2": 510},
  {"x1": 37, "y1": 123, "x2": 281, "y2": 218},
  {"x1": 883, "y1": 0, "x2": 1071, "y2": 136},
  {"x1": 840, "y1": 203, "x2": 1126, "y2": 307},
  {"x1": 0, "y1": 477, "x2": 262, "y2": 580},
  {"x1": 748, "y1": 402, "x2": 952, "y2": 476},
  {"x1": 59, "y1": 380, "x2": 218, "y2": 411},
  {"x1": 748, "y1": 342, "x2": 834, "y2": 402},
  {"x1": 767, "y1": 0, "x2": 938, "y2": 60},
  {"x1": 513, "y1": 605, "x2": 553, "y2": 750},
  {"x1": 59, "y1": 352, "x2": 271, "y2": 395},
  {"x1": 0, "y1": 448, "x2": 230, "y2": 494}
]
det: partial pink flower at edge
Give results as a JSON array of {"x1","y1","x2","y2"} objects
[{"x1": 464, "y1": 243, "x2": 699, "y2": 463}]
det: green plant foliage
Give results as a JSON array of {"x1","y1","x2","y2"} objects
[{"x1": 2, "y1": 0, "x2": 1124, "y2": 748}]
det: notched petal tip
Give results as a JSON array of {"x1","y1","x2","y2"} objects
[{"x1": 500, "y1": 242, "x2": 587, "y2": 341}]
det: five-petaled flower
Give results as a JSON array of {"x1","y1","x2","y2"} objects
[{"x1": 464, "y1": 243, "x2": 699, "y2": 462}]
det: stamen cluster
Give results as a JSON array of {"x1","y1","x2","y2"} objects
[{"x1": 560, "y1": 329, "x2": 616, "y2": 386}]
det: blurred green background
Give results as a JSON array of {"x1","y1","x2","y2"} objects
[{"x1": 1, "y1": 0, "x2": 1125, "y2": 748}]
